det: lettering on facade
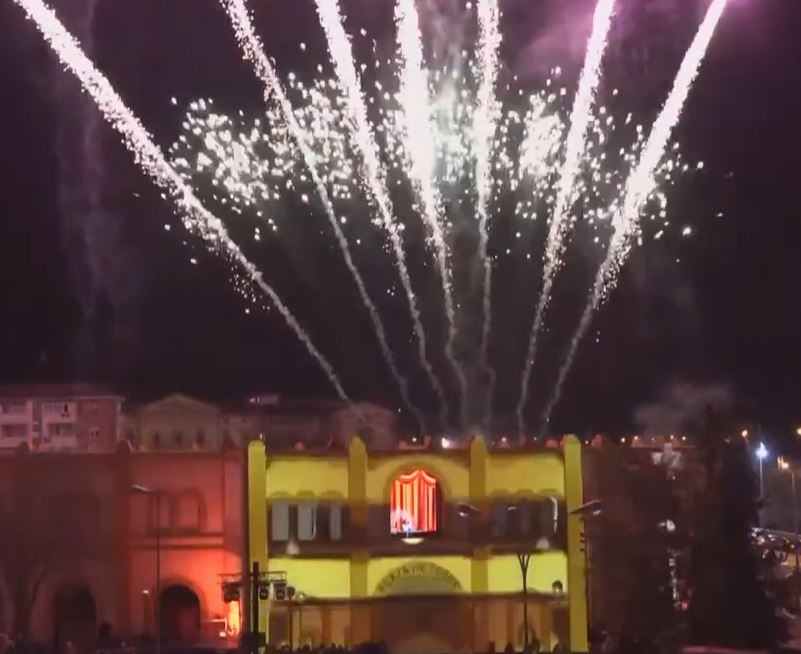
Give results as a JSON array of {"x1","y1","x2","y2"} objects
[{"x1": 375, "y1": 562, "x2": 463, "y2": 596}]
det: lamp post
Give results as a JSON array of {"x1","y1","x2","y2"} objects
[
  {"x1": 779, "y1": 456, "x2": 801, "y2": 613},
  {"x1": 457, "y1": 501, "x2": 563, "y2": 650},
  {"x1": 516, "y1": 551, "x2": 533, "y2": 649},
  {"x1": 756, "y1": 442, "x2": 768, "y2": 499},
  {"x1": 778, "y1": 458, "x2": 800, "y2": 577},
  {"x1": 131, "y1": 484, "x2": 161, "y2": 654},
  {"x1": 568, "y1": 500, "x2": 604, "y2": 633}
]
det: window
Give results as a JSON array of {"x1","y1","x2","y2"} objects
[
  {"x1": 390, "y1": 470, "x2": 439, "y2": 536},
  {"x1": 0, "y1": 402, "x2": 26, "y2": 414},
  {"x1": 196, "y1": 430, "x2": 206, "y2": 447},
  {"x1": 492, "y1": 501, "x2": 509, "y2": 537},
  {"x1": 492, "y1": 498, "x2": 561, "y2": 540},
  {"x1": 89, "y1": 426, "x2": 100, "y2": 441},
  {"x1": 297, "y1": 502, "x2": 317, "y2": 541},
  {"x1": 172, "y1": 430, "x2": 184, "y2": 447},
  {"x1": 48, "y1": 423, "x2": 74, "y2": 438},
  {"x1": 329, "y1": 504, "x2": 343, "y2": 541},
  {"x1": 271, "y1": 501, "x2": 290, "y2": 542},
  {"x1": 269, "y1": 501, "x2": 343, "y2": 543},
  {"x1": 150, "y1": 493, "x2": 173, "y2": 532},
  {"x1": 176, "y1": 492, "x2": 202, "y2": 532},
  {"x1": 0, "y1": 424, "x2": 27, "y2": 439}
]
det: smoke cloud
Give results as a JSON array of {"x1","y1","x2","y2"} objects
[
  {"x1": 634, "y1": 381, "x2": 733, "y2": 436},
  {"x1": 48, "y1": 0, "x2": 135, "y2": 372},
  {"x1": 514, "y1": 0, "x2": 705, "y2": 80}
]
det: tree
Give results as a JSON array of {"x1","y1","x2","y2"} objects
[
  {"x1": 0, "y1": 479, "x2": 94, "y2": 639},
  {"x1": 686, "y1": 437, "x2": 786, "y2": 648},
  {"x1": 588, "y1": 447, "x2": 680, "y2": 644}
]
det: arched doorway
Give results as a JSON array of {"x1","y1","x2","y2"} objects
[
  {"x1": 374, "y1": 563, "x2": 471, "y2": 654},
  {"x1": 53, "y1": 585, "x2": 96, "y2": 654},
  {"x1": 159, "y1": 585, "x2": 201, "y2": 643}
]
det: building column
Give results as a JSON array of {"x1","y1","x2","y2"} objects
[
  {"x1": 563, "y1": 435, "x2": 588, "y2": 653},
  {"x1": 349, "y1": 554, "x2": 371, "y2": 645},
  {"x1": 247, "y1": 441, "x2": 269, "y2": 642}
]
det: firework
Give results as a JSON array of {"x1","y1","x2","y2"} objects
[
  {"x1": 171, "y1": 23, "x2": 694, "y2": 434},
  {"x1": 516, "y1": 0, "x2": 616, "y2": 435},
  {"x1": 315, "y1": 0, "x2": 450, "y2": 427},
  {"x1": 10, "y1": 0, "x2": 349, "y2": 402},
  {"x1": 539, "y1": 0, "x2": 728, "y2": 433},
  {"x1": 474, "y1": 0, "x2": 502, "y2": 426},
  {"x1": 394, "y1": 0, "x2": 469, "y2": 430},
  {"x1": 14, "y1": 0, "x2": 721, "y2": 434},
  {"x1": 219, "y1": 0, "x2": 425, "y2": 430}
]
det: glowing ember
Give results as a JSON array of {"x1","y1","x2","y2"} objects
[{"x1": 12, "y1": 0, "x2": 727, "y2": 433}]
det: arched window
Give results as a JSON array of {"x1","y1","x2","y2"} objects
[
  {"x1": 390, "y1": 470, "x2": 439, "y2": 536},
  {"x1": 176, "y1": 491, "x2": 203, "y2": 532},
  {"x1": 149, "y1": 493, "x2": 173, "y2": 532}
]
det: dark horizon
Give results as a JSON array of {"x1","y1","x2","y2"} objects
[{"x1": 0, "y1": 0, "x2": 800, "y2": 437}]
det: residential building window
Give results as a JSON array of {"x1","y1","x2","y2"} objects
[
  {"x1": 0, "y1": 402, "x2": 26, "y2": 414},
  {"x1": 48, "y1": 423, "x2": 74, "y2": 438},
  {"x1": 0, "y1": 424, "x2": 27, "y2": 439}
]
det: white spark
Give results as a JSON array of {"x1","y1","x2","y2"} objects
[{"x1": 12, "y1": 0, "x2": 350, "y2": 401}]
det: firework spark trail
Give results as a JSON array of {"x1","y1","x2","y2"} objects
[
  {"x1": 219, "y1": 0, "x2": 425, "y2": 430},
  {"x1": 539, "y1": 0, "x2": 728, "y2": 435},
  {"x1": 474, "y1": 0, "x2": 502, "y2": 428},
  {"x1": 315, "y1": 0, "x2": 450, "y2": 427},
  {"x1": 394, "y1": 0, "x2": 469, "y2": 429},
  {"x1": 12, "y1": 0, "x2": 349, "y2": 402},
  {"x1": 516, "y1": 0, "x2": 616, "y2": 435}
]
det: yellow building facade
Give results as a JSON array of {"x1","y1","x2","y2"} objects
[{"x1": 246, "y1": 436, "x2": 588, "y2": 654}]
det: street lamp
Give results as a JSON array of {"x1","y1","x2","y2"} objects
[
  {"x1": 131, "y1": 484, "x2": 161, "y2": 654},
  {"x1": 456, "y1": 501, "x2": 545, "y2": 649},
  {"x1": 569, "y1": 500, "x2": 604, "y2": 632},
  {"x1": 779, "y1": 457, "x2": 801, "y2": 612},
  {"x1": 756, "y1": 442, "x2": 769, "y2": 499}
]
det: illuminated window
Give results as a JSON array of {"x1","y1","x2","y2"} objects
[{"x1": 390, "y1": 470, "x2": 439, "y2": 536}]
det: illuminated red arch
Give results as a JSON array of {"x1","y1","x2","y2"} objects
[{"x1": 390, "y1": 469, "x2": 439, "y2": 536}]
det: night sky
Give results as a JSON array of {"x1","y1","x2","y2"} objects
[{"x1": 0, "y1": 0, "x2": 799, "y2": 436}]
